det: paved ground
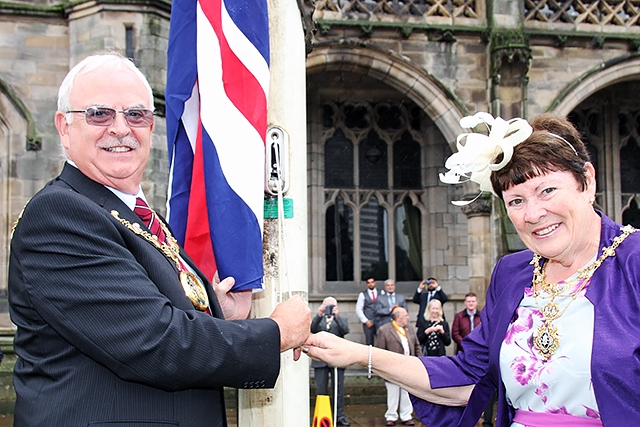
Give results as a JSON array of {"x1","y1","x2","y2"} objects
[{"x1": 226, "y1": 405, "x2": 427, "y2": 426}]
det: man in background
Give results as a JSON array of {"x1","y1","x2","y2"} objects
[
  {"x1": 451, "y1": 292, "x2": 481, "y2": 354},
  {"x1": 412, "y1": 277, "x2": 448, "y2": 322},
  {"x1": 375, "y1": 279, "x2": 408, "y2": 327},
  {"x1": 451, "y1": 292, "x2": 495, "y2": 427},
  {"x1": 311, "y1": 296, "x2": 351, "y2": 426},
  {"x1": 355, "y1": 276, "x2": 379, "y2": 345},
  {"x1": 375, "y1": 306, "x2": 420, "y2": 426}
]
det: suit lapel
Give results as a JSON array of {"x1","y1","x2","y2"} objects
[{"x1": 56, "y1": 163, "x2": 220, "y2": 316}]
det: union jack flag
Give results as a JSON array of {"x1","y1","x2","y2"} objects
[{"x1": 165, "y1": 0, "x2": 268, "y2": 291}]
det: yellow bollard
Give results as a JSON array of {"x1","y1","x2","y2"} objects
[{"x1": 311, "y1": 395, "x2": 333, "y2": 427}]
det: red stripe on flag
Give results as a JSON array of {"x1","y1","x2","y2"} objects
[
  {"x1": 199, "y1": 0, "x2": 267, "y2": 141},
  {"x1": 184, "y1": 117, "x2": 217, "y2": 279}
]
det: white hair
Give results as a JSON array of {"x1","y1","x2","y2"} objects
[
  {"x1": 323, "y1": 296, "x2": 337, "y2": 305},
  {"x1": 57, "y1": 52, "x2": 155, "y2": 123}
]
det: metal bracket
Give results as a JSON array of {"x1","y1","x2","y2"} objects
[{"x1": 265, "y1": 126, "x2": 289, "y2": 196}]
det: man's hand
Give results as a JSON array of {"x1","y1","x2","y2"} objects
[
  {"x1": 365, "y1": 320, "x2": 374, "y2": 328},
  {"x1": 270, "y1": 295, "x2": 311, "y2": 361},
  {"x1": 213, "y1": 275, "x2": 252, "y2": 320},
  {"x1": 418, "y1": 280, "x2": 427, "y2": 291},
  {"x1": 317, "y1": 303, "x2": 327, "y2": 317}
]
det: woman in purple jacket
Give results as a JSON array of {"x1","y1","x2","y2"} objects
[{"x1": 303, "y1": 113, "x2": 640, "y2": 426}]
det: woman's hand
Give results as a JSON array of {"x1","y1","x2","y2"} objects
[{"x1": 303, "y1": 332, "x2": 367, "y2": 367}]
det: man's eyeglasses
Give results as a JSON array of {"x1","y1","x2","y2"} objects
[{"x1": 66, "y1": 107, "x2": 154, "y2": 128}]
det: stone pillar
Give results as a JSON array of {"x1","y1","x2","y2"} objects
[
  {"x1": 461, "y1": 195, "x2": 492, "y2": 307},
  {"x1": 489, "y1": 0, "x2": 531, "y2": 120}
]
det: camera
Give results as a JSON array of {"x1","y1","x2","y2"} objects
[
  {"x1": 425, "y1": 279, "x2": 432, "y2": 285},
  {"x1": 325, "y1": 305, "x2": 335, "y2": 316}
]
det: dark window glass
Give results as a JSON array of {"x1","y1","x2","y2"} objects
[
  {"x1": 376, "y1": 104, "x2": 403, "y2": 130},
  {"x1": 620, "y1": 136, "x2": 640, "y2": 193},
  {"x1": 344, "y1": 103, "x2": 369, "y2": 129},
  {"x1": 393, "y1": 132, "x2": 421, "y2": 189},
  {"x1": 395, "y1": 198, "x2": 421, "y2": 281},
  {"x1": 325, "y1": 129, "x2": 354, "y2": 188},
  {"x1": 359, "y1": 131, "x2": 387, "y2": 189},
  {"x1": 125, "y1": 26, "x2": 134, "y2": 60},
  {"x1": 360, "y1": 196, "x2": 388, "y2": 279},
  {"x1": 322, "y1": 104, "x2": 335, "y2": 128},
  {"x1": 325, "y1": 196, "x2": 354, "y2": 281},
  {"x1": 623, "y1": 198, "x2": 640, "y2": 228}
]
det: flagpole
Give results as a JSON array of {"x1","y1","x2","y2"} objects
[{"x1": 237, "y1": 0, "x2": 309, "y2": 423}]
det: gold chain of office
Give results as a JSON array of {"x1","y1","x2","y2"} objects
[
  {"x1": 110, "y1": 210, "x2": 209, "y2": 311},
  {"x1": 531, "y1": 224, "x2": 637, "y2": 360}
]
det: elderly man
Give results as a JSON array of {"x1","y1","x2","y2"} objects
[
  {"x1": 311, "y1": 297, "x2": 351, "y2": 426},
  {"x1": 8, "y1": 53, "x2": 310, "y2": 427},
  {"x1": 375, "y1": 306, "x2": 421, "y2": 426}
]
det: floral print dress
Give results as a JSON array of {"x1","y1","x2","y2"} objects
[{"x1": 499, "y1": 271, "x2": 601, "y2": 426}]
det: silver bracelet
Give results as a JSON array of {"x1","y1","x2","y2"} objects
[{"x1": 367, "y1": 345, "x2": 373, "y2": 379}]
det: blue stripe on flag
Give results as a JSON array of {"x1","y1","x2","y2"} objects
[
  {"x1": 222, "y1": 0, "x2": 269, "y2": 64},
  {"x1": 201, "y1": 127, "x2": 264, "y2": 291}
]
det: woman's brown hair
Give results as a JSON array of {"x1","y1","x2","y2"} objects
[{"x1": 490, "y1": 114, "x2": 592, "y2": 200}]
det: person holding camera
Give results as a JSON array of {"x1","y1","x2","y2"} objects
[
  {"x1": 412, "y1": 278, "x2": 448, "y2": 322},
  {"x1": 311, "y1": 297, "x2": 351, "y2": 426}
]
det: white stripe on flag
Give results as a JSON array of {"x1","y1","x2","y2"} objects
[{"x1": 196, "y1": 4, "x2": 265, "y2": 226}]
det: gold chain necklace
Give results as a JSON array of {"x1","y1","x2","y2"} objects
[
  {"x1": 530, "y1": 224, "x2": 637, "y2": 359},
  {"x1": 111, "y1": 210, "x2": 209, "y2": 311}
]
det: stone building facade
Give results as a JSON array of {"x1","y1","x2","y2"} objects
[{"x1": 1, "y1": 0, "x2": 640, "y2": 345}]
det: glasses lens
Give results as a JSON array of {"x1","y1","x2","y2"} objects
[
  {"x1": 86, "y1": 107, "x2": 116, "y2": 126},
  {"x1": 124, "y1": 109, "x2": 154, "y2": 127}
]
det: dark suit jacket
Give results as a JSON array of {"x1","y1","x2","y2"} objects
[
  {"x1": 412, "y1": 286, "x2": 448, "y2": 321},
  {"x1": 451, "y1": 309, "x2": 482, "y2": 353},
  {"x1": 375, "y1": 291, "x2": 408, "y2": 327},
  {"x1": 8, "y1": 164, "x2": 281, "y2": 427},
  {"x1": 310, "y1": 314, "x2": 350, "y2": 368},
  {"x1": 375, "y1": 322, "x2": 422, "y2": 357}
]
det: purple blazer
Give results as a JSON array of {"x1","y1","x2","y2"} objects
[{"x1": 410, "y1": 212, "x2": 640, "y2": 426}]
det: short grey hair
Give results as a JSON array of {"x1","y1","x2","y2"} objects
[{"x1": 57, "y1": 52, "x2": 154, "y2": 122}]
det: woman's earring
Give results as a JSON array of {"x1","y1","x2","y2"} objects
[{"x1": 589, "y1": 196, "x2": 596, "y2": 205}]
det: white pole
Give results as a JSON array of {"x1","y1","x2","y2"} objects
[
  {"x1": 333, "y1": 365, "x2": 338, "y2": 426},
  {"x1": 236, "y1": 0, "x2": 309, "y2": 425}
]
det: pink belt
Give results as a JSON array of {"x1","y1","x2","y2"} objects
[{"x1": 513, "y1": 410, "x2": 603, "y2": 427}]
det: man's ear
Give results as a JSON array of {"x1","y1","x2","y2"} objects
[{"x1": 55, "y1": 111, "x2": 71, "y2": 152}]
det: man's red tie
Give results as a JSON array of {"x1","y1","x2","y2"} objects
[
  {"x1": 133, "y1": 197, "x2": 212, "y2": 315},
  {"x1": 134, "y1": 198, "x2": 167, "y2": 243}
]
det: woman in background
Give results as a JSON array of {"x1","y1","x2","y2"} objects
[{"x1": 417, "y1": 299, "x2": 450, "y2": 356}]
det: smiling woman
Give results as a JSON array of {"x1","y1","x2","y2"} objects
[{"x1": 304, "y1": 113, "x2": 640, "y2": 427}]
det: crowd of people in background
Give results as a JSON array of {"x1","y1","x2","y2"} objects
[{"x1": 316, "y1": 277, "x2": 491, "y2": 426}]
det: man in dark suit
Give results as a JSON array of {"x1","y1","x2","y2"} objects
[
  {"x1": 8, "y1": 53, "x2": 311, "y2": 427},
  {"x1": 311, "y1": 297, "x2": 351, "y2": 426},
  {"x1": 412, "y1": 277, "x2": 448, "y2": 322},
  {"x1": 375, "y1": 307, "x2": 421, "y2": 426},
  {"x1": 355, "y1": 276, "x2": 379, "y2": 345},
  {"x1": 375, "y1": 279, "x2": 408, "y2": 327}
]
